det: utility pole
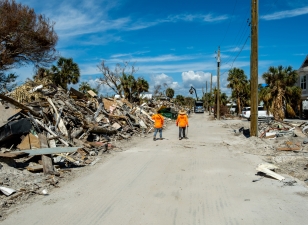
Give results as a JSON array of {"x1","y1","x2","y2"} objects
[
  {"x1": 206, "y1": 81, "x2": 208, "y2": 112},
  {"x1": 250, "y1": 0, "x2": 258, "y2": 136},
  {"x1": 217, "y1": 47, "x2": 220, "y2": 120},
  {"x1": 209, "y1": 73, "x2": 212, "y2": 115}
]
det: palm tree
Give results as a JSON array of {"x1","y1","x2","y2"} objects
[
  {"x1": 260, "y1": 65, "x2": 300, "y2": 121},
  {"x1": 175, "y1": 95, "x2": 185, "y2": 105},
  {"x1": 120, "y1": 74, "x2": 135, "y2": 101},
  {"x1": 79, "y1": 82, "x2": 91, "y2": 93},
  {"x1": 33, "y1": 67, "x2": 52, "y2": 80},
  {"x1": 134, "y1": 77, "x2": 149, "y2": 97},
  {"x1": 51, "y1": 57, "x2": 80, "y2": 90},
  {"x1": 227, "y1": 68, "x2": 248, "y2": 116},
  {"x1": 220, "y1": 93, "x2": 228, "y2": 106},
  {"x1": 165, "y1": 87, "x2": 175, "y2": 99}
]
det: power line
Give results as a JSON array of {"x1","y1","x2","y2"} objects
[
  {"x1": 263, "y1": 0, "x2": 279, "y2": 15},
  {"x1": 230, "y1": 35, "x2": 250, "y2": 68},
  {"x1": 222, "y1": 13, "x2": 250, "y2": 66},
  {"x1": 222, "y1": 0, "x2": 278, "y2": 74},
  {"x1": 220, "y1": 0, "x2": 238, "y2": 46}
]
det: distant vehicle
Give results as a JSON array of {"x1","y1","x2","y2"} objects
[
  {"x1": 230, "y1": 105, "x2": 237, "y2": 114},
  {"x1": 227, "y1": 103, "x2": 237, "y2": 114},
  {"x1": 240, "y1": 107, "x2": 250, "y2": 117},
  {"x1": 194, "y1": 100, "x2": 205, "y2": 113},
  {"x1": 189, "y1": 86, "x2": 204, "y2": 113},
  {"x1": 242, "y1": 106, "x2": 274, "y2": 121}
]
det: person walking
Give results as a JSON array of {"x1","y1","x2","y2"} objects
[
  {"x1": 151, "y1": 110, "x2": 164, "y2": 141},
  {"x1": 176, "y1": 109, "x2": 189, "y2": 140}
]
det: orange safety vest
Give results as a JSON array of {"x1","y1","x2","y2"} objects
[
  {"x1": 151, "y1": 114, "x2": 164, "y2": 128},
  {"x1": 176, "y1": 114, "x2": 189, "y2": 127}
]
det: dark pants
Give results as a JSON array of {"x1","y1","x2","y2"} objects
[
  {"x1": 179, "y1": 127, "x2": 186, "y2": 138},
  {"x1": 154, "y1": 128, "x2": 162, "y2": 139}
]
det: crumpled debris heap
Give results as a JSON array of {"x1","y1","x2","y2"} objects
[{"x1": 0, "y1": 78, "x2": 181, "y2": 209}]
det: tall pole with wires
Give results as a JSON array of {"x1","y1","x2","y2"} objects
[
  {"x1": 250, "y1": 0, "x2": 258, "y2": 136},
  {"x1": 209, "y1": 73, "x2": 212, "y2": 115},
  {"x1": 206, "y1": 81, "x2": 208, "y2": 112},
  {"x1": 216, "y1": 47, "x2": 220, "y2": 120}
]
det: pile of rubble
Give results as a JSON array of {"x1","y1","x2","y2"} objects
[
  {"x1": 226, "y1": 119, "x2": 308, "y2": 183},
  {"x1": 0, "y1": 78, "x2": 179, "y2": 212}
]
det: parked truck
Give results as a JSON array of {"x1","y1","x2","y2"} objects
[
  {"x1": 242, "y1": 106, "x2": 273, "y2": 121},
  {"x1": 189, "y1": 86, "x2": 204, "y2": 113}
]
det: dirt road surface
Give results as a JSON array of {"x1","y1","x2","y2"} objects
[{"x1": 2, "y1": 113, "x2": 308, "y2": 225}]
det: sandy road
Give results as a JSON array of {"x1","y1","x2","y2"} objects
[{"x1": 2, "y1": 113, "x2": 308, "y2": 225}]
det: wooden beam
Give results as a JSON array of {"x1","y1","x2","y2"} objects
[
  {"x1": 0, "y1": 152, "x2": 29, "y2": 158},
  {"x1": 26, "y1": 165, "x2": 43, "y2": 172},
  {"x1": 38, "y1": 133, "x2": 49, "y2": 148},
  {"x1": 0, "y1": 93, "x2": 41, "y2": 117},
  {"x1": 42, "y1": 154, "x2": 54, "y2": 175},
  {"x1": 35, "y1": 119, "x2": 69, "y2": 146}
]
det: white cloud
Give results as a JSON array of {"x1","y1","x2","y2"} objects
[
  {"x1": 261, "y1": 6, "x2": 308, "y2": 20},
  {"x1": 167, "y1": 13, "x2": 229, "y2": 23},
  {"x1": 151, "y1": 73, "x2": 173, "y2": 86},
  {"x1": 149, "y1": 73, "x2": 182, "y2": 94},
  {"x1": 137, "y1": 61, "x2": 216, "y2": 74},
  {"x1": 72, "y1": 78, "x2": 114, "y2": 96},
  {"x1": 182, "y1": 71, "x2": 213, "y2": 88}
]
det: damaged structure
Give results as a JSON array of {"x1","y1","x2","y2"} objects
[{"x1": 0, "y1": 78, "x2": 180, "y2": 209}]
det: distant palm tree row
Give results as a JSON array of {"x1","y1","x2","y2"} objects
[
  {"x1": 226, "y1": 65, "x2": 301, "y2": 121},
  {"x1": 34, "y1": 59, "x2": 150, "y2": 102}
]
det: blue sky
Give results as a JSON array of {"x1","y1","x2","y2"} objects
[{"x1": 13, "y1": 0, "x2": 308, "y2": 97}]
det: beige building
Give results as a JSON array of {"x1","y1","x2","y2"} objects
[
  {"x1": 297, "y1": 55, "x2": 308, "y2": 116},
  {"x1": 298, "y1": 55, "x2": 308, "y2": 99}
]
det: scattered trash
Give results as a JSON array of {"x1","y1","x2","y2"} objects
[{"x1": 0, "y1": 186, "x2": 16, "y2": 196}]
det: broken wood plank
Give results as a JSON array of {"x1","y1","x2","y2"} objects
[
  {"x1": 276, "y1": 142, "x2": 301, "y2": 151},
  {"x1": 256, "y1": 164, "x2": 285, "y2": 181},
  {"x1": 35, "y1": 119, "x2": 69, "y2": 146},
  {"x1": 22, "y1": 147, "x2": 80, "y2": 156},
  {"x1": 47, "y1": 133, "x2": 57, "y2": 148},
  {"x1": 112, "y1": 122, "x2": 121, "y2": 130},
  {"x1": 17, "y1": 134, "x2": 31, "y2": 150},
  {"x1": 0, "y1": 151, "x2": 29, "y2": 158},
  {"x1": 0, "y1": 104, "x2": 21, "y2": 127},
  {"x1": 54, "y1": 153, "x2": 78, "y2": 164},
  {"x1": 87, "y1": 90, "x2": 97, "y2": 97},
  {"x1": 0, "y1": 93, "x2": 41, "y2": 117},
  {"x1": 42, "y1": 154, "x2": 54, "y2": 175},
  {"x1": 38, "y1": 134, "x2": 48, "y2": 148},
  {"x1": 26, "y1": 165, "x2": 43, "y2": 172},
  {"x1": 17, "y1": 133, "x2": 40, "y2": 150},
  {"x1": 29, "y1": 133, "x2": 41, "y2": 149},
  {"x1": 47, "y1": 97, "x2": 68, "y2": 136}
]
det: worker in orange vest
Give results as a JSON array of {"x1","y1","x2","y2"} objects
[
  {"x1": 151, "y1": 110, "x2": 164, "y2": 141},
  {"x1": 176, "y1": 109, "x2": 189, "y2": 140}
]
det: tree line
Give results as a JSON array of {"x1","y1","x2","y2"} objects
[
  {"x1": 0, "y1": 0, "x2": 303, "y2": 118},
  {"x1": 226, "y1": 66, "x2": 301, "y2": 121},
  {"x1": 0, "y1": 0, "x2": 150, "y2": 101}
]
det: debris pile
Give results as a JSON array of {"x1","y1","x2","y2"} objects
[
  {"x1": 225, "y1": 119, "x2": 308, "y2": 183},
  {"x1": 0, "y1": 78, "x2": 178, "y2": 210}
]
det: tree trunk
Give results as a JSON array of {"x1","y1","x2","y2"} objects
[
  {"x1": 237, "y1": 96, "x2": 241, "y2": 116},
  {"x1": 273, "y1": 88, "x2": 285, "y2": 121}
]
